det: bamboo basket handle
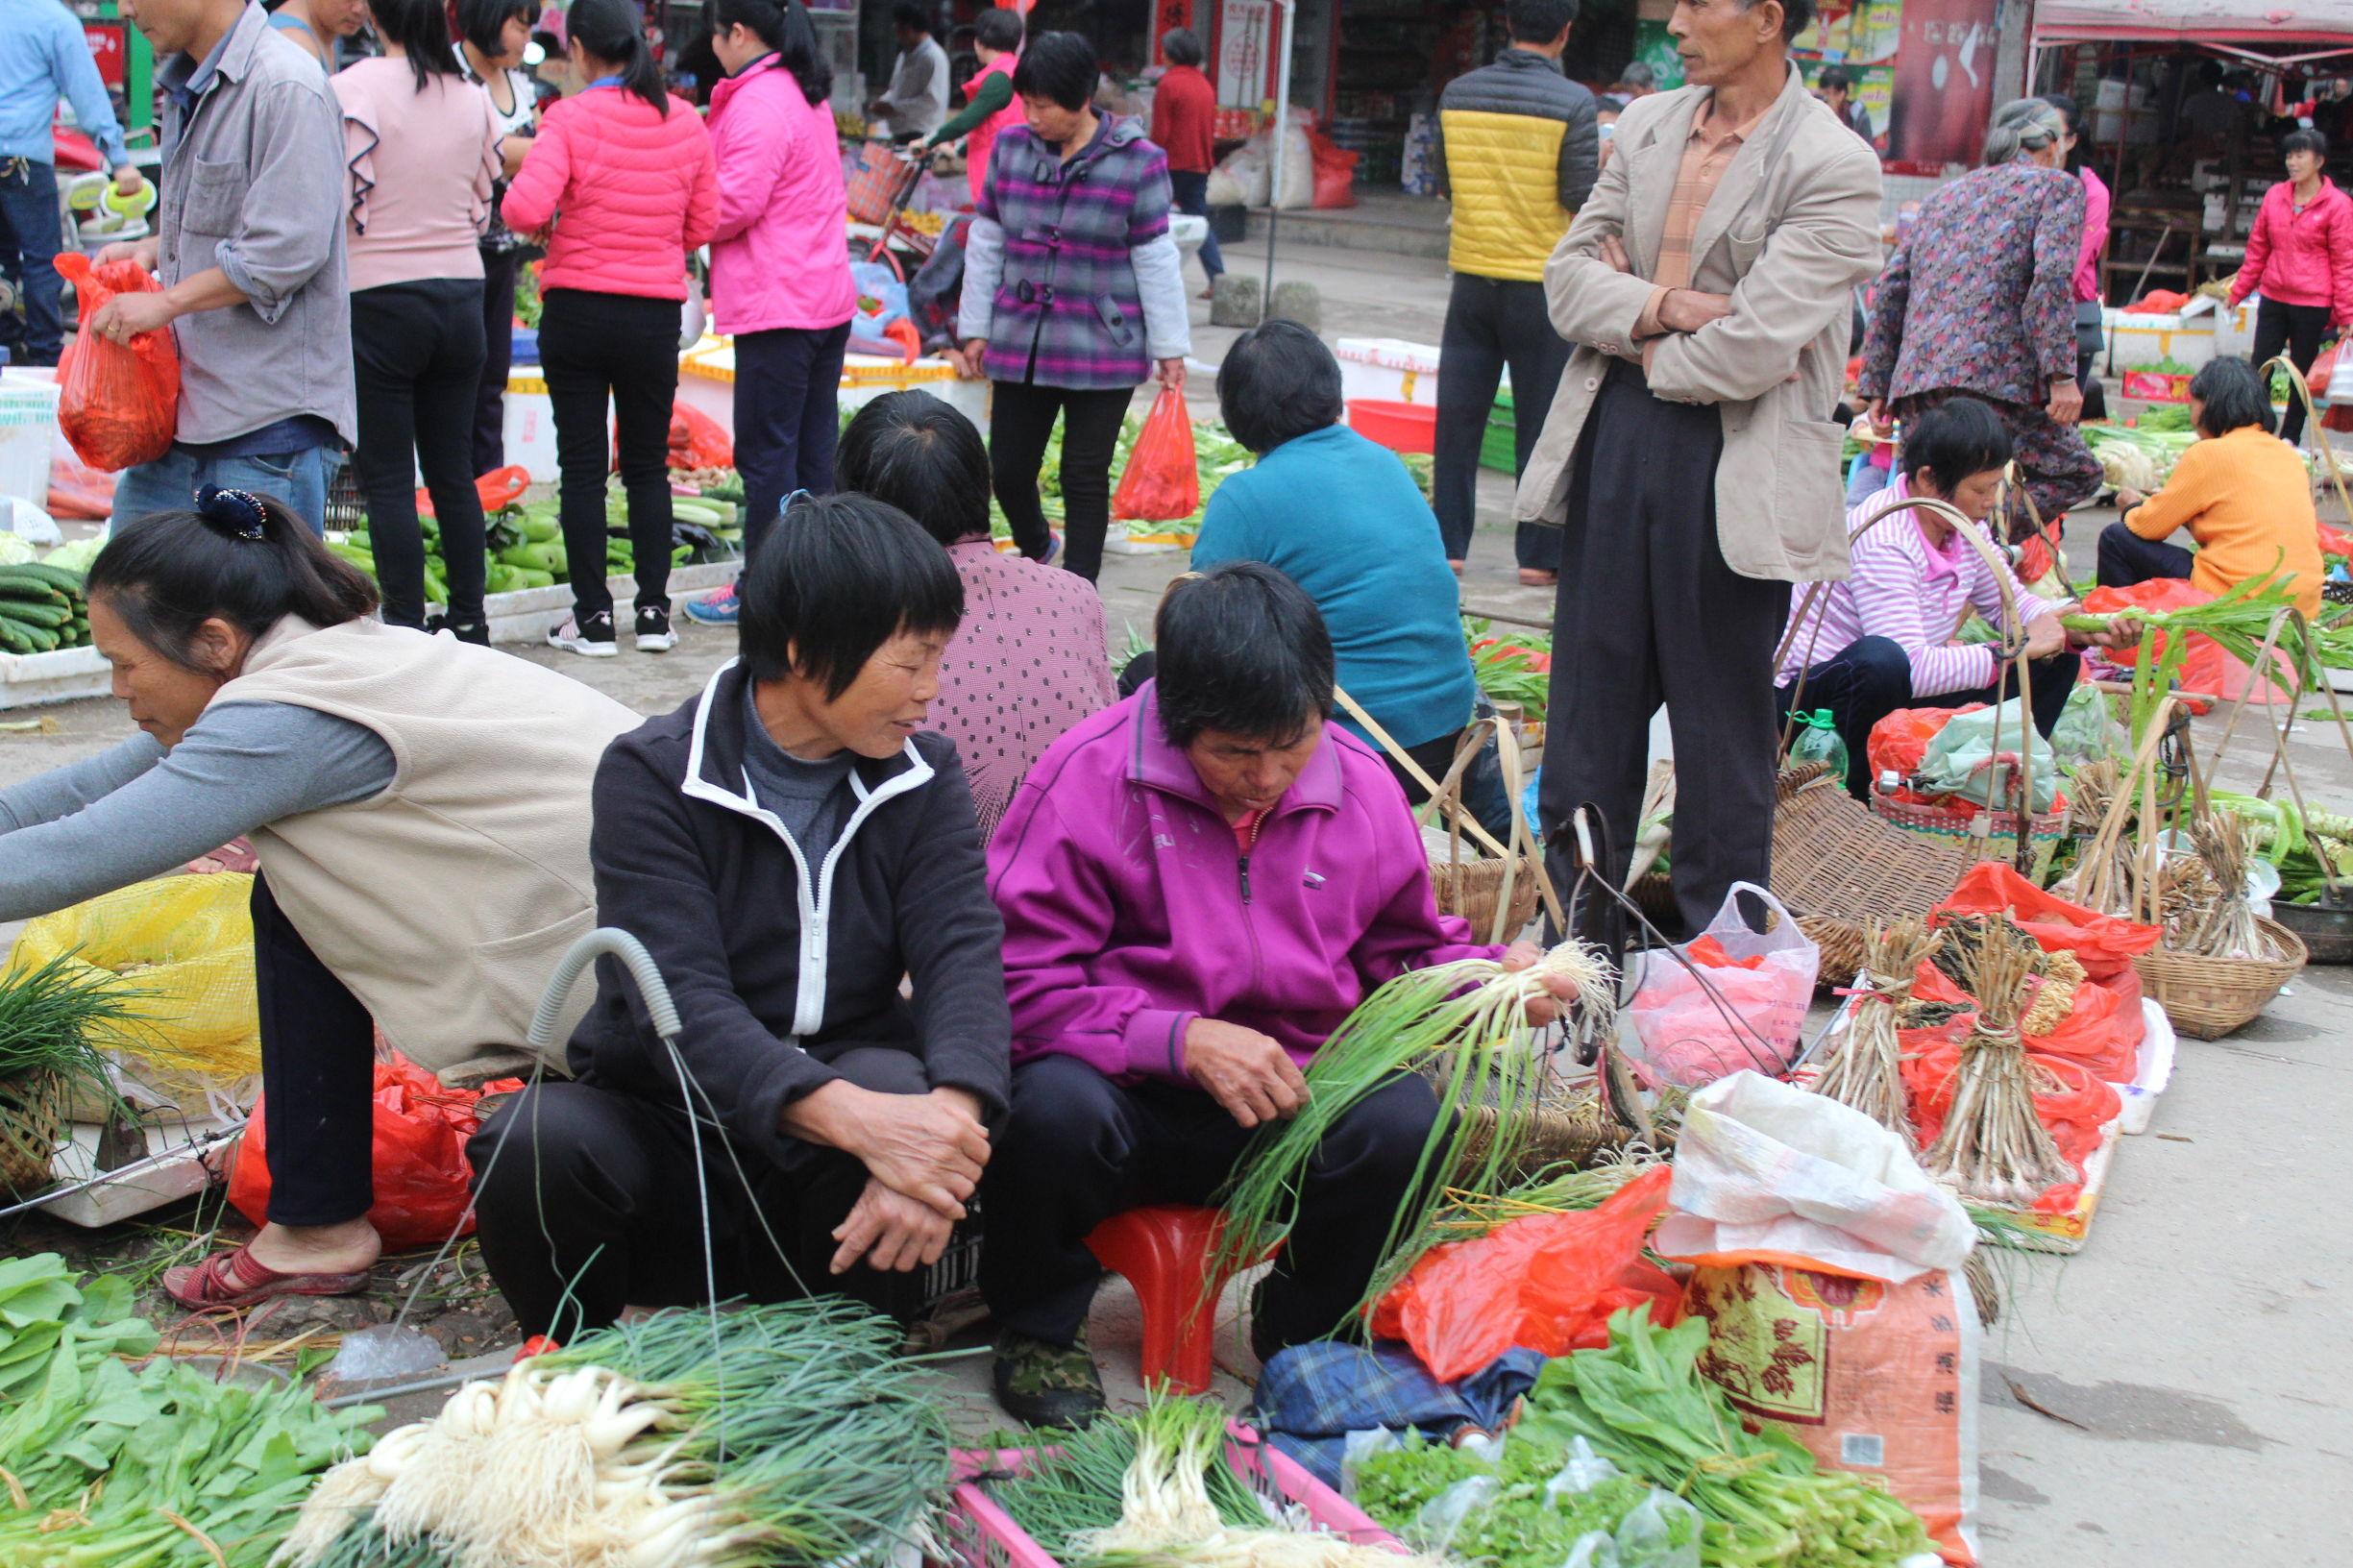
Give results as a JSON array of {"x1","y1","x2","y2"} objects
[
  {"x1": 2264, "y1": 353, "x2": 2353, "y2": 530},
  {"x1": 1334, "y1": 685, "x2": 1515, "y2": 865},
  {"x1": 2076, "y1": 693, "x2": 2177, "y2": 917},
  {"x1": 1483, "y1": 701, "x2": 1567, "y2": 937},
  {"x1": 2208, "y1": 604, "x2": 2300, "y2": 778},
  {"x1": 1776, "y1": 495, "x2": 2037, "y2": 868},
  {"x1": 1994, "y1": 458, "x2": 2077, "y2": 606}
]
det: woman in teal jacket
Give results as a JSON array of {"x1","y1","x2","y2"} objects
[{"x1": 1189, "y1": 322, "x2": 1494, "y2": 820}]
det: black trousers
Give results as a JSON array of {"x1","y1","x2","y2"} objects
[
  {"x1": 979, "y1": 1056, "x2": 1440, "y2": 1355},
  {"x1": 734, "y1": 320, "x2": 851, "y2": 560},
  {"x1": 351, "y1": 279, "x2": 489, "y2": 629},
  {"x1": 468, "y1": 1050, "x2": 937, "y2": 1338},
  {"x1": 1538, "y1": 368, "x2": 1791, "y2": 938},
  {"x1": 538, "y1": 287, "x2": 678, "y2": 619},
  {"x1": 251, "y1": 872, "x2": 376, "y2": 1229},
  {"x1": 2252, "y1": 297, "x2": 2331, "y2": 445},
  {"x1": 989, "y1": 380, "x2": 1132, "y2": 580},
  {"x1": 2096, "y1": 519, "x2": 2196, "y2": 592},
  {"x1": 473, "y1": 245, "x2": 521, "y2": 478},
  {"x1": 1774, "y1": 634, "x2": 2081, "y2": 799},
  {"x1": 1434, "y1": 273, "x2": 1569, "y2": 571}
]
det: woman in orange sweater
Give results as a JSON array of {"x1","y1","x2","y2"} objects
[{"x1": 2097, "y1": 356, "x2": 2324, "y2": 617}]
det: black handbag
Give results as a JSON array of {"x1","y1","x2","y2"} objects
[{"x1": 2074, "y1": 299, "x2": 2106, "y2": 358}]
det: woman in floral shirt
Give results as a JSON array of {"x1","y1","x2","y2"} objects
[{"x1": 1858, "y1": 99, "x2": 2099, "y2": 537}]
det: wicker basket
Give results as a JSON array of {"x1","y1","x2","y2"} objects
[
  {"x1": 1630, "y1": 871, "x2": 1678, "y2": 929},
  {"x1": 1451, "y1": 1080, "x2": 1682, "y2": 1183},
  {"x1": 1770, "y1": 764, "x2": 1976, "y2": 986},
  {"x1": 0, "y1": 1069, "x2": 68, "y2": 1196},
  {"x1": 1870, "y1": 785, "x2": 2071, "y2": 883},
  {"x1": 1430, "y1": 853, "x2": 1542, "y2": 943},
  {"x1": 2133, "y1": 917, "x2": 2308, "y2": 1040}
]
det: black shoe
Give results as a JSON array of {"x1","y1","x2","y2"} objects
[
  {"x1": 427, "y1": 613, "x2": 492, "y2": 647},
  {"x1": 993, "y1": 1327, "x2": 1106, "y2": 1428},
  {"x1": 634, "y1": 604, "x2": 677, "y2": 652},
  {"x1": 548, "y1": 609, "x2": 617, "y2": 657}
]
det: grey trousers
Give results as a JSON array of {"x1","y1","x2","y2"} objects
[{"x1": 1536, "y1": 367, "x2": 1792, "y2": 938}]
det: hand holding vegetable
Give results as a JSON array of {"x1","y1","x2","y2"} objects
[
  {"x1": 783, "y1": 1080, "x2": 990, "y2": 1219},
  {"x1": 1184, "y1": 1017, "x2": 1308, "y2": 1128},
  {"x1": 830, "y1": 1176, "x2": 955, "y2": 1274},
  {"x1": 2020, "y1": 611, "x2": 2068, "y2": 661},
  {"x1": 1501, "y1": 939, "x2": 1582, "y2": 1025}
]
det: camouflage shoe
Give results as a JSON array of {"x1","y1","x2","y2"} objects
[{"x1": 993, "y1": 1327, "x2": 1107, "y2": 1428}]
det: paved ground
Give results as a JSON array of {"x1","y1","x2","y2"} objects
[{"x1": 0, "y1": 238, "x2": 2345, "y2": 1563}]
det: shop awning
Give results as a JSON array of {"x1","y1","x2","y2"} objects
[{"x1": 2033, "y1": 0, "x2": 2353, "y2": 48}]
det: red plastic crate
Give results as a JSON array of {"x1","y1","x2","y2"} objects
[
  {"x1": 1347, "y1": 399, "x2": 1438, "y2": 454},
  {"x1": 942, "y1": 1421, "x2": 1407, "y2": 1568}
]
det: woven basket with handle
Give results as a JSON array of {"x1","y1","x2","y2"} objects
[
  {"x1": 2134, "y1": 918, "x2": 2308, "y2": 1040},
  {"x1": 1770, "y1": 762, "x2": 1976, "y2": 986},
  {"x1": 0, "y1": 1069, "x2": 68, "y2": 1196}
]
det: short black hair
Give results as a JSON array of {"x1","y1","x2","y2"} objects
[
  {"x1": 1014, "y1": 31, "x2": 1097, "y2": 111},
  {"x1": 2191, "y1": 356, "x2": 2276, "y2": 437},
  {"x1": 1154, "y1": 563, "x2": 1334, "y2": 749},
  {"x1": 456, "y1": 0, "x2": 534, "y2": 59},
  {"x1": 1818, "y1": 64, "x2": 1853, "y2": 92},
  {"x1": 973, "y1": 6, "x2": 1022, "y2": 52},
  {"x1": 892, "y1": 3, "x2": 930, "y2": 32},
  {"x1": 2042, "y1": 92, "x2": 2088, "y2": 171},
  {"x1": 88, "y1": 493, "x2": 379, "y2": 675},
  {"x1": 836, "y1": 392, "x2": 993, "y2": 547},
  {"x1": 1161, "y1": 27, "x2": 1204, "y2": 67},
  {"x1": 714, "y1": 0, "x2": 831, "y2": 103},
  {"x1": 1741, "y1": 0, "x2": 1814, "y2": 44},
  {"x1": 2285, "y1": 127, "x2": 2331, "y2": 160},
  {"x1": 1507, "y1": 0, "x2": 1577, "y2": 43},
  {"x1": 1216, "y1": 320, "x2": 1344, "y2": 453},
  {"x1": 371, "y1": 0, "x2": 463, "y2": 90},
  {"x1": 738, "y1": 493, "x2": 964, "y2": 696},
  {"x1": 1899, "y1": 396, "x2": 2015, "y2": 495}
]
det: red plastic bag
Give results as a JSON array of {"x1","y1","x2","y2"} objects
[
  {"x1": 1309, "y1": 127, "x2": 1359, "y2": 209},
  {"x1": 1904, "y1": 1041, "x2": 2117, "y2": 1172},
  {"x1": 1867, "y1": 705, "x2": 1980, "y2": 783},
  {"x1": 1368, "y1": 1165, "x2": 1679, "y2": 1382},
  {"x1": 2025, "y1": 974, "x2": 2138, "y2": 1082},
  {"x1": 1111, "y1": 386, "x2": 1199, "y2": 522},
  {"x1": 663, "y1": 401, "x2": 733, "y2": 472},
  {"x1": 229, "y1": 1048, "x2": 523, "y2": 1251},
  {"x1": 1932, "y1": 863, "x2": 2161, "y2": 980},
  {"x1": 2319, "y1": 521, "x2": 2353, "y2": 559},
  {"x1": 2311, "y1": 343, "x2": 2338, "y2": 400},
  {"x1": 2080, "y1": 580, "x2": 2295, "y2": 710},
  {"x1": 2124, "y1": 289, "x2": 2189, "y2": 313},
  {"x1": 53, "y1": 252, "x2": 179, "y2": 472}
]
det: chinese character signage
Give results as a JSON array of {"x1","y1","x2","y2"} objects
[
  {"x1": 1887, "y1": 0, "x2": 1998, "y2": 168},
  {"x1": 1216, "y1": 0, "x2": 1271, "y2": 110}
]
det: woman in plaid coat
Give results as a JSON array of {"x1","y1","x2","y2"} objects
[{"x1": 956, "y1": 31, "x2": 1191, "y2": 582}]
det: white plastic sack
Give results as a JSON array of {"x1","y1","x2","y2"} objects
[
  {"x1": 1626, "y1": 883, "x2": 1818, "y2": 1087},
  {"x1": 3, "y1": 497, "x2": 60, "y2": 546},
  {"x1": 1203, "y1": 110, "x2": 1316, "y2": 210},
  {"x1": 1208, "y1": 138, "x2": 1267, "y2": 208},
  {"x1": 1654, "y1": 1072, "x2": 1975, "y2": 1283}
]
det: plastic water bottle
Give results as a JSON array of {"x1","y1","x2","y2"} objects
[{"x1": 1789, "y1": 709, "x2": 1850, "y2": 782}]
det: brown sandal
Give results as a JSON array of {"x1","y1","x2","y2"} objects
[{"x1": 163, "y1": 1242, "x2": 370, "y2": 1311}]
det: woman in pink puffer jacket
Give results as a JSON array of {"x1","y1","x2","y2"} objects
[
  {"x1": 502, "y1": 0, "x2": 716, "y2": 658},
  {"x1": 2228, "y1": 127, "x2": 2353, "y2": 446}
]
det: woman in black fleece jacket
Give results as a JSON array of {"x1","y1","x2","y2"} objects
[{"x1": 470, "y1": 496, "x2": 1012, "y2": 1337}]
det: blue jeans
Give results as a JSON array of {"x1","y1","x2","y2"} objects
[
  {"x1": 0, "y1": 159, "x2": 64, "y2": 364},
  {"x1": 1167, "y1": 169, "x2": 1223, "y2": 282},
  {"x1": 111, "y1": 444, "x2": 332, "y2": 537}
]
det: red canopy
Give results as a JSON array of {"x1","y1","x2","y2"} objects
[{"x1": 2034, "y1": 0, "x2": 2353, "y2": 47}]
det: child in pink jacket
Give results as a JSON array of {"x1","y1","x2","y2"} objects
[
  {"x1": 687, "y1": 0, "x2": 859, "y2": 628},
  {"x1": 502, "y1": 0, "x2": 717, "y2": 657}
]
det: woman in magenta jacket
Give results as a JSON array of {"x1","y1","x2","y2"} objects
[
  {"x1": 977, "y1": 564, "x2": 1577, "y2": 1425},
  {"x1": 502, "y1": 0, "x2": 717, "y2": 658},
  {"x1": 689, "y1": 0, "x2": 857, "y2": 630},
  {"x1": 2229, "y1": 128, "x2": 2353, "y2": 446}
]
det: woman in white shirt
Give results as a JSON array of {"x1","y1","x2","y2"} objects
[{"x1": 457, "y1": 0, "x2": 542, "y2": 478}]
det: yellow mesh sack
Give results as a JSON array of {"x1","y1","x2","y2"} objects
[{"x1": 9, "y1": 873, "x2": 260, "y2": 1101}]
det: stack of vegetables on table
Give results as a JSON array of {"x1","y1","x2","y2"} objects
[
  {"x1": 0, "y1": 1254, "x2": 377, "y2": 1568},
  {"x1": 0, "y1": 547, "x2": 97, "y2": 654}
]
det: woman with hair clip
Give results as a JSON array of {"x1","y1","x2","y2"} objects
[
  {"x1": 682, "y1": 0, "x2": 859, "y2": 628},
  {"x1": 0, "y1": 489, "x2": 638, "y2": 1310},
  {"x1": 333, "y1": 0, "x2": 502, "y2": 639},
  {"x1": 503, "y1": 0, "x2": 719, "y2": 658},
  {"x1": 455, "y1": 0, "x2": 544, "y2": 478},
  {"x1": 1860, "y1": 98, "x2": 2102, "y2": 534}
]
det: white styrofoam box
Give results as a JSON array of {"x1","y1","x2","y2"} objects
[
  {"x1": 1336, "y1": 336, "x2": 1447, "y2": 406},
  {"x1": 2216, "y1": 297, "x2": 2258, "y2": 357},
  {"x1": 502, "y1": 366, "x2": 563, "y2": 484},
  {"x1": 2101, "y1": 308, "x2": 2217, "y2": 370},
  {"x1": 0, "y1": 645, "x2": 112, "y2": 711},
  {"x1": 2115, "y1": 999, "x2": 2176, "y2": 1136},
  {"x1": 0, "y1": 376, "x2": 62, "y2": 507},
  {"x1": 675, "y1": 342, "x2": 989, "y2": 438},
  {"x1": 39, "y1": 1114, "x2": 244, "y2": 1228}
]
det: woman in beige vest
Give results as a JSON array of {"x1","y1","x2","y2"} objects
[{"x1": 0, "y1": 486, "x2": 637, "y2": 1310}]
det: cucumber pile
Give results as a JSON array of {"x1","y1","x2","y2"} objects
[{"x1": 0, "y1": 563, "x2": 91, "y2": 655}]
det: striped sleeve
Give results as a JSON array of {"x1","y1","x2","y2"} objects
[{"x1": 1848, "y1": 536, "x2": 1998, "y2": 698}]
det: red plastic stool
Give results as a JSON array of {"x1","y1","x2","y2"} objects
[{"x1": 1084, "y1": 1204, "x2": 1272, "y2": 1394}]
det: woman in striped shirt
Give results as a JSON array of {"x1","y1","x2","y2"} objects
[{"x1": 1775, "y1": 397, "x2": 2130, "y2": 797}]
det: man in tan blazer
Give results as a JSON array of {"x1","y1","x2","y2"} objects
[{"x1": 1519, "y1": 0, "x2": 1882, "y2": 938}]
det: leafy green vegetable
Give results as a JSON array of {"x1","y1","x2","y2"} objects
[
  {"x1": 1353, "y1": 1433, "x2": 1656, "y2": 1566},
  {"x1": 0, "y1": 1255, "x2": 158, "y2": 1405}
]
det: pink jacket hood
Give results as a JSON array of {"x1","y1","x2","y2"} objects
[
  {"x1": 2231, "y1": 177, "x2": 2353, "y2": 320},
  {"x1": 707, "y1": 55, "x2": 857, "y2": 333},
  {"x1": 985, "y1": 683, "x2": 1497, "y2": 1083}
]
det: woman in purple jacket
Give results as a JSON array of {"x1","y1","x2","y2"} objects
[{"x1": 980, "y1": 564, "x2": 1577, "y2": 1426}]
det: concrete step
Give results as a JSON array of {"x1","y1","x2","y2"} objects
[{"x1": 1242, "y1": 203, "x2": 1450, "y2": 260}]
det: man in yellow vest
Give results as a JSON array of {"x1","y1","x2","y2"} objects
[{"x1": 1433, "y1": 0, "x2": 1597, "y2": 586}]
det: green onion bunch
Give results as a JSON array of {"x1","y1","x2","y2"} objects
[{"x1": 992, "y1": 1395, "x2": 1265, "y2": 1556}]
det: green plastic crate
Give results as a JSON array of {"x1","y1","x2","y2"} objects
[{"x1": 1480, "y1": 391, "x2": 1516, "y2": 473}]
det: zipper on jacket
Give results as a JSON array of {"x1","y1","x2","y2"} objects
[{"x1": 1238, "y1": 812, "x2": 1266, "y2": 990}]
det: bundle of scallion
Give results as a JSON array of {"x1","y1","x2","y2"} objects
[
  {"x1": 1810, "y1": 918, "x2": 1942, "y2": 1138},
  {"x1": 2059, "y1": 569, "x2": 2302, "y2": 731},
  {"x1": 1206, "y1": 941, "x2": 1616, "y2": 1329},
  {"x1": 0, "y1": 952, "x2": 144, "y2": 1193},
  {"x1": 1918, "y1": 917, "x2": 2075, "y2": 1207},
  {"x1": 278, "y1": 1298, "x2": 952, "y2": 1568}
]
